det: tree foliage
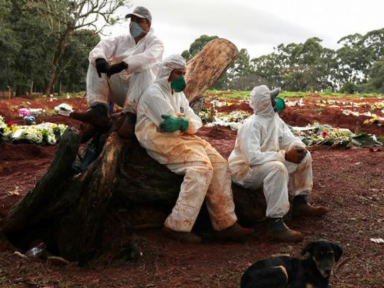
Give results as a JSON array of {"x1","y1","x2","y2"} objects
[
  {"x1": 182, "y1": 29, "x2": 384, "y2": 92},
  {"x1": 0, "y1": 0, "x2": 128, "y2": 96}
]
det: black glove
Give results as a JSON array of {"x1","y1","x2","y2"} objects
[
  {"x1": 95, "y1": 58, "x2": 110, "y2": 78},
  {"x1": 107, "y1": 61, "x2": 128, "y2": 78}
]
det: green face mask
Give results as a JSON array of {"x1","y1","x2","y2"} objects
[
  {"x1": 275, "y1": 97, "x2": 286, "y2": 113},
  {"x1": 171, "y1": 77, "x2": 186, "y2": 92}
]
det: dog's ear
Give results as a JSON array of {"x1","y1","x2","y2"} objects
[
  {"x1": 301, "y1": 242, "x2": 315, "y2": 256},
  {"x1": 332, "y1": 243, "x2": 343, "y2": 262}
]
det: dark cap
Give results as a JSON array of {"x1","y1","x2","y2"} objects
[
  {"x1": 125, "y1": 6, "x2": 152, "y2": 23},
  {"x1": 270, "y1": 88, "x2": 281, "y2": 99}
]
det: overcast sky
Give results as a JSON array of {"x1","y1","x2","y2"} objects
[{"x1": 102, "y1": 0, "x2": 384, "y2": 59}]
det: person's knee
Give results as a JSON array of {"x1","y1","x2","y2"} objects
[
  {"x1": 269, "y1": 161, "x2": 289, "y2": 178},
  {"x1": 301, "y1": 151, "x2": 312, "y2": 165}
]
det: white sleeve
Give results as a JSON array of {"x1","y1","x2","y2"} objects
[
  {"x1": 125, "y1": 38, "x2": 164, "y2": 74},
  {"x1": 181, "y1": 94, "x2": 202, "y2": 134},
  {"x1": 240, "y1": 123, "x2": 286, "y2": 166},
  {"x1": 141, "y1": 89, "x2": 177, "y2": 127},
  {"x1": 280, "y1": 123, "x2": 305, "y2": 150},
  {"x1": 88, "y1": 38, "x2": 118, "y2": 66}
]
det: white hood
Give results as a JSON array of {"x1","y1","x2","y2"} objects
[{"x1": 249, "y1": 85, "x2": 275, "y2": 116}]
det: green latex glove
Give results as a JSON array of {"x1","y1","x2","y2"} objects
[{"x1": 159, "y1": 114, "x2": 189, "y2": 132}]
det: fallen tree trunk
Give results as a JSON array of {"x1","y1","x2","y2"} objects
[
  {"x1": 1, "y1": 39, "x2": 265, "y2": 263},
  {"x1": 185, "y1": 38, "x2": 239, "y2": 102}
]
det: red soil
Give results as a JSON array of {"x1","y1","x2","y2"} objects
[{"x1": 0, "y1": 95, "x2": 383, "y2": 287}]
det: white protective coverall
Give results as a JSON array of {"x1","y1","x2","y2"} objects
[
  {"x1": 87, "y1": 29, "x2": 164, "y2": 113},
  {"x1": 228, "y1": 85, "x2": 313, "y2": 218},
  {"x1": 136, "y1": 55, "x2": 237, "y2": 232}
]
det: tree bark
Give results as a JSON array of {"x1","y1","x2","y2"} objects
[
  {"x1": 184, "y1": 38, "x2": 239, "y2": 102},
  {"x1": 1, "y1": 38, "x2": 265, "y2": 263}
]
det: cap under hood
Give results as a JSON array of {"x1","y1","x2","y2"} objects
[
  {"x1": 249, "y1": 85, "x2": 280, "y2": 116},
  {"x1": 156, "y1": 55, "x2": 186, "y2": 88}
]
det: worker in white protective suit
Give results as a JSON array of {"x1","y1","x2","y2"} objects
[
  {"x1": 70, "y1": 6, "x2": 164, "y2": 139},
  {"x1": 135, "y1": 55, "x2": 253, "y2": 244},
  {"x1": 228, "y1": 85, "x2": 328, "y2": 243}
]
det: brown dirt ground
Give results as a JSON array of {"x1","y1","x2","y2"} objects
[{"x1": 0, "y1": 94, "x2": 383, "y2": 287}]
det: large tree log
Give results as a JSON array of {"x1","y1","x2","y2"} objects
[
  {"x1": 185, "y1": 38, "x2": 239, "y2": 102},
  {"x1": 1, "y1": 39, "x2": 265, "y2": 263}
]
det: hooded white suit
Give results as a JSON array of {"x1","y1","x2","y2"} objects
[
  {"x1": 136, "y1": 55, "x2": 237, "y2": 232},
  {"x1": 87, "y1": 29, "x2": 164, "y2": 113},
  {"x1": 228, "y1": 85, "x2": 313, "y2": 218}
]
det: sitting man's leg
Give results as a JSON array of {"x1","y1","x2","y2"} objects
[
  {"x1": 163, "y1": 162, "x2": 214, "y2": 244},
  {"x1": 204, "y1": 144, "x2": 254, "y2": 239},
  {"x1": 70, "y1": 63, "x2": 111, "y2": 128},
  {"x1": 240, "y1": 161, "x2": 303, "y2": 243},
  {"x1": 285, "y1": 152, "x2": 328, "y2": 217},
  {"x1": 117, "y1": 70, "x2": 154, "y2": 138}
]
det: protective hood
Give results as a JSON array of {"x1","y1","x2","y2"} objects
[
  {"x1": 156, "y1": 54, "x2": 186, "y2": 89},
  {"x1": 249, "y1": 85, "x2": 276, "y2": 116}
]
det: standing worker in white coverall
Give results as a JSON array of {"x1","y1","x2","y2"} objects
[
  {"x1": 70, "y1": 6, "x2": 164, "y2": 138},
  {"x1": 135, "y1": 55, "x2": 253, "y2": 244},
  {"x1": 229, "y1": 85, "x2": 328, "y2": 243}
]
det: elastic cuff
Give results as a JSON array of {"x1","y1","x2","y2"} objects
[{"x1": 180, "y1": 117, "x2": 189, "y2": 132}]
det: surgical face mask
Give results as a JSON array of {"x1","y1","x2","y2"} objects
[
  {"x1": 130, "y1": 22, "x2": 143, "y2": 37},
  {"x1": 274, "y1": 97, "x2": 286, "y2": 113},
  {"x1": 171, "y1": 77, "x2": 186, "y2": 92}
]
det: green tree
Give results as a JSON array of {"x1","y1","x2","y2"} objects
[
  {"x1": 59, "y1": 29, "x2": 100, "y2": 92},
  {"x1": 11, "y1": 0, "x2": 131, "y2": 96},
  {"x1": 181, "y1": 35, "x2": 218, "y2": 61},
  {"x1": 335, "y1": 33, "x2": 367, "y2": 87},
  {"x1": 0, "y1": 1, "x2": 22, "y2": 92},
  {"x1": 363, "y1": 55, "x2": 384, "y2": 92}
]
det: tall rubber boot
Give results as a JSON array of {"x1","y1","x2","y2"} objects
[{"x1": 70, "y1": 104, "x2": 110, "y2": 128}]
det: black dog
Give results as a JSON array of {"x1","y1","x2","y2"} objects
[{"x1": 241, "y1": 240, "x2": 343, "y2": 288}]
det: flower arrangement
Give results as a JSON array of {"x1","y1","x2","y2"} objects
[
  {"x1": 0, "y1": 115, "x2": 67, "y2": 145},
  {"x1": 203, "y1": 110, "x2": 251, "y2": 130},
  {"x1": 290, "y1": 122, "x2": 382, "y2": 148}
]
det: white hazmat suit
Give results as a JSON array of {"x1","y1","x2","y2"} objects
[
  {"x1": 87, "y1": 29, "x2": 164, "y2": 113},
  {"x1": 228, "y1": 85, "x2": 313, "y2": 218},
  {"x1": 136, "y1": 55, "x2": 237, "y2": 233}
]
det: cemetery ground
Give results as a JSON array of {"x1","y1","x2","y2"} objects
[{"x1": 0, "y1": 92, "x2": 383, "y2": 287}]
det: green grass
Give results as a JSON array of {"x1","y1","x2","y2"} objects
[{"x1": 204, "y1": 89, "x2": 384, "y2": 100}]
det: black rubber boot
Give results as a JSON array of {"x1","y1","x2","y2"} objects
[
  {"x1": 292, "y1": 195, "x2": 329, "y2": 217},
  {"x1": 117, "y1": 112, "x2": 137, "y2": 139},
  {"x1": 162, "y1": 226, "x2": 202, "y2": 244},
  {"x1": 70, "y1": 104, "x2": 110, "y2": 128},
  {"x1": 267, "y1": 218, "x2": 303, "y2": 243},
  {"x1": 215, "y1": 223, "x2": 254, "y2": 239}
]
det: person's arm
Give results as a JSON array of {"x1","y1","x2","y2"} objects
[
  {"x1": 141, "y1": 89, "x2": 178, "y2": 128},
  {"x1": 124, "y1": 37, "x2": 164, "y2": 74},
  {"x1": 179, "y1": 94, "x2": 202, "y2": 134},
  {"x1": 88, "y1": 37, "x2": 119, "y2": 65},
  {"x1": 240, "y1": 123, "x2": 286, "y2": 166},
  {"x1": 280, "y1": 121, "x2": 306, "y2": 150}
]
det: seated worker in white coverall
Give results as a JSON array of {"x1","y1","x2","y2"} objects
[
  {"x1": 228, "y1": 85, "x2": 328, "y2": 243},
  {"x1": 135, "y1": 55, "x2": 253, "y2": 244},
  {"x1": 70, "y1": 6, "x2": 164, "y2": 138}
]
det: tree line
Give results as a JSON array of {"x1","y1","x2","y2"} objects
[
  {"x1": 0, "y1": 0, "x2": 129, "y2": 96},
  {"x1": 1, "y1": 1, "x2": 383, "y2": 96},
  {"x1": 182, "y1": 31, "x2": 384, "y2": 93}
]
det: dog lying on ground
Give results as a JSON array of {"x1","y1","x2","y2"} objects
[{"x1": 241, "y1": 239, "x2": 343, "y2": 288}]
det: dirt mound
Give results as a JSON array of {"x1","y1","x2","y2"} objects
[{"x1": 0, "y1": 143, "x2": 54, "y2": 162}]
